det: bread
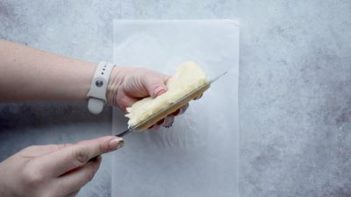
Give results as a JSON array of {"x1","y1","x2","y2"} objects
[{"x1": 125, "y1": 61, "x2": 209, "y2": 129}]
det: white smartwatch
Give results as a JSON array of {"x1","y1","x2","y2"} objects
[{"x1": 87, "y1": 62, "x2": 115, "y2": 114}]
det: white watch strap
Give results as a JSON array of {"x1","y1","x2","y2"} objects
[{"x1": 87, "y1": 62, "x2": 114, "y2": 114}]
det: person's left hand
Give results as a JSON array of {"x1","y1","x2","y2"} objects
[{"x1": 106, "y1": 67, "x2": 189, "y2": 129}]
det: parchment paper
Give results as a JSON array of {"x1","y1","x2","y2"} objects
[{"x1": 112, "y1": 20, "x2": 239, "y2": 197}]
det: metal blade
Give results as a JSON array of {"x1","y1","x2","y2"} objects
[
  {"x1": 115, "y1": 128, "x2": 133, "y2": 137},
  {"x1": 210, "y1": 70, "x2": 228, "y2": 84}
]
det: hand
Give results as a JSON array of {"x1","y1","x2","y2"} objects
[
  {"x1": 0, "y1": 136, "x2": 123, "y2": 197},
  {"x1": 107, "y1": 67, "x2": 188, "y2": 128}
]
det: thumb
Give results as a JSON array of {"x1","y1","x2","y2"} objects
[{"x1": 143, "y1": 75, "x2": 169, "y2": 98}]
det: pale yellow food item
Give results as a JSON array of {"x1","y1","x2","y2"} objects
[{"x1": 125, "y1": 61, "x2": 209, "y2": 128}]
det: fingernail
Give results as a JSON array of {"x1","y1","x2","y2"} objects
[
  {"x1": 109, "y1": 137, "x2": 124, "y2": 150},
  {"x1": 154, "y1": 86, "x2": 166, "y2": 96}
]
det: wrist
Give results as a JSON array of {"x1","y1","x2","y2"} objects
[{"x1": 106, "y1": 66, "x2": 125, "y2": 107}]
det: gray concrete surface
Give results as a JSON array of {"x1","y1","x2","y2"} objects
[{"x1": 1, "y1": 0, "x2": 351, "y2": 196}]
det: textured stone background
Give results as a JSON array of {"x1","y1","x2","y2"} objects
[{"x1": 1, "y1": 0, "x2": 351, "y2": 196}]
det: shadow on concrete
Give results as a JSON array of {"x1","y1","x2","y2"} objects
[{"x1": 0, "y1": 101, "x2": 113, "y2": 131}]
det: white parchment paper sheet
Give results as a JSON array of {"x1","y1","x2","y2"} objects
[{"x1": 112, "y1": 20, "x2": 239, "y2": 197}]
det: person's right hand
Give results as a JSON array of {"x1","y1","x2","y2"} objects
[{"x1": 0, "y1": 136, "x2": 123, "y2": 197}]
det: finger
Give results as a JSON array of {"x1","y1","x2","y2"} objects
[
  {"x1": 36, "y1": 136, "x2": 123, "y2": 177},
  {"x1": 179, "y1": 103, "x2": 189, "y2": 115},
  {"x1": 194, "y1": 93, "x2": 203, "y2": 100},
  {"x1": 170, "y1": 109, "x2": 181, "y2": 116},
  {"x1": 156, "y1": 118, "x2": 165, "y2": 125},
  {"x1": 57, "y1": 156, "x2": 101, "y2": 195},
  {"x1": 142, "y1": 74, "x2": 169, "y2": 98},
  {"x1": 170, "y1": 103, "x2": 189, "y2": 116},
  {"x1": 163, "y1": 116, "x2": 175, "y2": 128},
  {"x1": 116, "y1": 91, "x2": 138, "y2": 112},
  {"x1": 151, "y1": 124, "x2": 161, "y2": 130},
  {"x1": 21, "y1": 144, "x2": 72, "y2": 157},
  {"x1": 148, "y1": 118, "x2": 165, "y2": 130},
  {"x1": 66, "y1": 190, "x2": 80, "y2": 197}
]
